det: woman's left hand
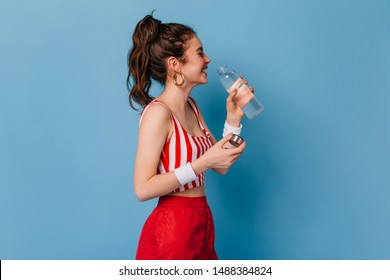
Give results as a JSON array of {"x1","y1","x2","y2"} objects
[{"x1": 226, "y1": 75, "x2": 254, "y2": 126}]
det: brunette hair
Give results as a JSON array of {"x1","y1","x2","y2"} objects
[{"x1": 127, "y1": 13, "x2": 196, "y2": 110}]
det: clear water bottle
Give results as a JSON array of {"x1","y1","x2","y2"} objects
[{"x1": 217, "y1": 65, "x2": 264, "y2": 119}]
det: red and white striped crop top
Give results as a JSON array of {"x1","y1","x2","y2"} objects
[{"x1": 140, "y1": 98, "x2": 213, "y2": 192}]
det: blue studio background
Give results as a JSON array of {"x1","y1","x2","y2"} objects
[{"x1": 1, "y1": 0, "x2": 389, "y2": 259}]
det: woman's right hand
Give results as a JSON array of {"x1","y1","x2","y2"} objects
[{"x1": 192, "y1": 134, "x2": 246, "y2": 174}]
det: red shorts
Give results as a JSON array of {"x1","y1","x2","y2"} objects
[{"x1": 136, "y1": 195, "x2": 218, "y2": 260}]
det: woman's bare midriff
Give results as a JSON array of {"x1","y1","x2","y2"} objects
[{"x1": 166, "y1": 185, "x2": 206, "y2": 197}]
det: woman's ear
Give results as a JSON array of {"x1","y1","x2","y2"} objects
[{"x1": 166, "y1": 56, "x2": 181, "y2": 73}]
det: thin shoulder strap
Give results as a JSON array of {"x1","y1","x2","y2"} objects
[
  {"x1": 139, "y1": 99, "x2": 174, "y2": 128},
  {"x1": 187, "y1": 97, "x2": 199, "y2": 117},
  {"x1": 188, "y1": 97, "x2": 208, "y2": 135}
]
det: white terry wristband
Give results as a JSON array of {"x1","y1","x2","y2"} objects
[
  {"x1": 174, "y1": 163, "x2": 197, "y2": 186},
  {"x1": 222, "y1": 121, "x2": 242, "y2": 137}
]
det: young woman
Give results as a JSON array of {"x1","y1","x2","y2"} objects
[{"x1": 127, "y1": 14, "x2": 251, "y2": 260}]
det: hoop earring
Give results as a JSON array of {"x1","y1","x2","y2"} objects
[{"x1": 173, "y1": 73, "x2": 185, "y2": 87}]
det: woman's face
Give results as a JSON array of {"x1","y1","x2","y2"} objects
[{"x1": 180, "y1": 36, "x2": 211, "y2": 86}]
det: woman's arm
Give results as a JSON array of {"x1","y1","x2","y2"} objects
[{"x1": 133, "y1": 103, "x2": 183, "y2": 201}]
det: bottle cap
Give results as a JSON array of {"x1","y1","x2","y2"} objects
[{"x1": 229, "y1": 134, "x2": 244, "y2": 147}]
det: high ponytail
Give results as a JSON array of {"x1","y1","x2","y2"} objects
[
  {"x1": 127, "y1": 15, "x2": 160, "y2": 110},
  {"x1": 127, "y1": 13, "x2": 196, "y2": 110}
]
